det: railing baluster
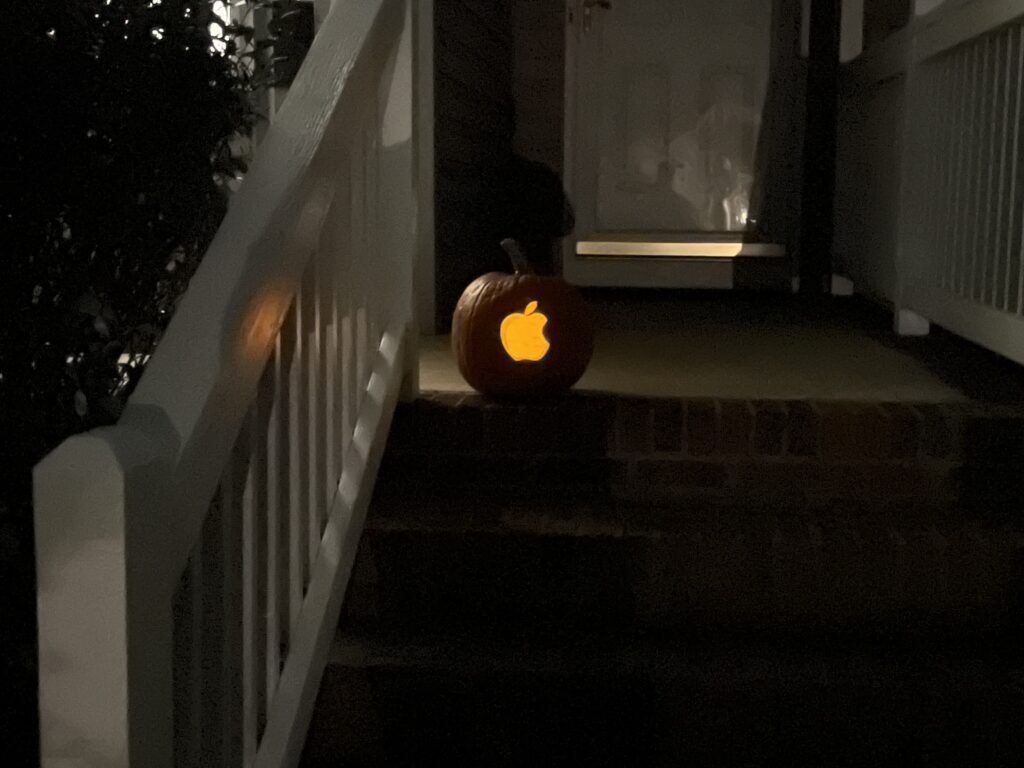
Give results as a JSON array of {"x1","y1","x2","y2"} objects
[
  {"x1": 993, "y1": 28, "x2": 1012, "y2": 309},
  {"x1": 1015, "y1": 25, "x2": 1024, "y2": 315},
  {"x1": 925, "y1": 60, "x2": 937, "y2": 290},
  {"x1": 945, "y1": 49, "x2": 959, "y2": 291},
  {"x1": 274, "y1": 307, "x2": 296, "y2": 666},
  {"x1": 218, "y1": 459, "x2": 244, "y2": 767},
  {"x1": 242, "y1": 398, "x2": 269, "y2": 760},
  {"x1": 196, "y1": 491, "x2": 225, "y2": 765},
  {"x1": 288, "y1": 290, "x2": 308, "y2": 634},
  {"x1": 979, "y1": 34, "x2": 997, "y2": 303},
  {"x1": 190, "y1": 549, "x2": 204, "y2": 765},
  {"x1": 304, "y1": 261, "x2": 322, "y2": 571},
  {"x1": 324, "y1": 214, "x2": 340, "y2": 512},
  {"x1": 239, "y1": 409, "x2": 256, "y2": 764},
  {"x1": 369, "y1": 121, "x2": 382, "y2": 349},
  {"x1": 316, "y1": 240, "x2": 331, "y2": 536},
  {"x1": 938, "y1": 56, "x2": 953, "y2": 291},
  {"x1": 341, "y1": 298, "x2": 354, "y2": 472},
  {"x1": 950, "y1": 44, "x2": 967, "y2": 294},
  {"x1": 352, "y1": 127, "x2": 369, "y2": 412},
  {"x1": 34, "y1": 3, "x2": 421, "y2": 765},
  {"x1": 334, "y1": 161, "x2": 353, "y2": 484},
  {"x1": 256, "y1": 369, "x2": 272, "y2": 742},
  {"x1": 172, "y1": 541, "x2": 203, "y2": 768},
  {"x1": 1004, "y1": 26, "x2": 1024, "y2": 311},
  {"x1": 963, "y1": 39, "x2": 980, "y2": 299},
  {"x1": 974, "y1": 38, "x2": 986, "y2": 297},
  {"x1": 937, "y1": 58, "x2": 950, "y2": 288},
  {"x1": 966, "y1": 39, "x2": 983, "y2": 299},
  {"x1": 991, "y1": 33, "x2": 1004, "y2": 301},
  {"x1": 265, "y1": 334, "x2": 284, "y2": 703},
  {"x1": 357, "y1": 306, "x2": 369, "y2": 410}
]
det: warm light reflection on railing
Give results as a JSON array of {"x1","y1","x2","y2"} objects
[{"x1": 241, "y1": 286, "x2": 292, "y2": 362}]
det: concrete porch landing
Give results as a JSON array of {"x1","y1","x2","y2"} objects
[{"x1": 420, "y1": 292, "x2": 1024, "y2": 403}]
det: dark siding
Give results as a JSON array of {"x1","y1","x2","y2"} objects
[
  {"x1": 511, "y1": 0, "x2": 565, "y2": 174},
  {"x1": 434, "y1": 0, "x2": 516, "y2": 331}
]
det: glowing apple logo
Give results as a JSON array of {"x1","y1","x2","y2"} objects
[{"x1": 500, "y1": 301, "x2": 551, "y2": 362}]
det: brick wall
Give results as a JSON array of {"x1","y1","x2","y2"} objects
[
  {"x1": 381, "y1": 393, "x2": 981, "y2": 508},
  {"x1": 352, "y1": 394, "x2": 1024, "y2": 636}
]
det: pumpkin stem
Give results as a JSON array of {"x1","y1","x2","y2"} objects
[{"x1": 500, "y1": 238, "x2": 533, "y2": 274}]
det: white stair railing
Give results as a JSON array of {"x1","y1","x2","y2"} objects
[
  {"x1": 837, "y1": 0, "x2": 1024, "y2": 361},
  {"x1": 32, "y1": 1, "x2": 426, "y2": 766},
  {"x1": 899, "y1": 0, "x2": 1024, "y2": 359}
]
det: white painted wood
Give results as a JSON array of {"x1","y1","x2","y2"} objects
[
  {"x1": 253, "y1": 329, "x2": 407, "y2": 768},
  {"x1": 834, "y1": 68, "x2": 906, "y2": 303},
  {"x1": 302, "y1": 264, "x2": 321, "y2": 575},
  {"x1": 841, "y1": 0, "x2": 865, "y2": 62},
  {"x1": 895, "y1": 307, "x2": 932, "y2": 335},
  {"x1": 313, "y1": 0, "x2": 332, "y2": 29},
  {"x1": 837, "y1": 0, "x2": 1024, "y2": 365},
  {"x1": 33, "y1": 0, "x2": 421, "y2": 766},
  {"x1": 322, "y1": 222, "x2": 340, "y2": 520},
  {"x1": 914, "y1": 0, "x2": 1024, "y2": 62},
  {"x1": 916, "y1": 0, "x2": 949, "y2": 15},
  {"x1": 287, "y1": 293, "x2": 307, "y2": 640},
  {"x1": 869, "y1": 0, "x2": 1024, "y2": 363},
  {"x1": 219, "y1": 459, "x2": 245, "y2": 766},
  {"x1": 35, "y1": 427, "x2": 176, "y2": 768},
  {"x1": 241, "y1": 409, "x2": 260, "y2": 764},
  {"x1": 187, "y1": 539, "x2": 204, "y2": 765},
  {"x1": 801, "y1": 0, "x2": 811, "y2": 58},
  {"x1": 412, "y1": 0, "x2": 435, "y2": 336},
  {"x1": 271, "y1": 317, "x2": 294, "y2": 665},
  {"x1": 831, "y1": 274, "x2": 855, "y2": 296},
  {"x1": 841, "y1": 26, "x2": 912, "y2": 83},
  {"x1": 264, "y1": 350, "x2": 284, "y2": 703},
  {"x1": 341, "y1": 308, "x2": 355, "y2": 489}
]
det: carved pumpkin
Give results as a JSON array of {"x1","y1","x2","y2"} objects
[{"x1": 452, "y1": 240, "x2": 594, "y2": 398}]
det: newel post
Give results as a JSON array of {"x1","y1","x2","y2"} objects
[{"x1": 35, "y1": 428, "x2": 176, "y2": 768}]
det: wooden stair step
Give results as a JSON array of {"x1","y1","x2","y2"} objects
[
  {"x1": 301, "y1": 630, "x2": 1024, "y2": 767},
  {"x1": 344, "y1": 510, "x2": 1024, "y2": 637}
]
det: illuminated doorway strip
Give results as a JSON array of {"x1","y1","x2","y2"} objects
[{"x1": 576, "y1": 238, "x2": 786, "y2": 259}]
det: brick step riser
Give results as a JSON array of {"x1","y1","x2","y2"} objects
[
  {"x1": 389, "y1": 395, "x2": 1024, "y2": 465},
  {"x1": 341, "y1": 527, "x2": 1024, "y2": 637},
  {"x1": 302, "y1": 658, "x2": 1024, "y2": 767},
  {"x1": 382, "y1": 396, "x2": 1024, "y2": 513},
  {"x1": 375, "y1": 454, "x2": 963, "y2": 509}
]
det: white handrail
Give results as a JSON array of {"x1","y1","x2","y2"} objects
[
  {"x1": 33, "y1": 0, "x2": 424, "y2": 765},
  {"x1": 843, "y1": 0, "x2": 1024, "y2": 85}
]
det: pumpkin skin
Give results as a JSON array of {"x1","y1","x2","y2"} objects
[{"x1": 452, "y1": 270, "x2": 594, "y2": 398}]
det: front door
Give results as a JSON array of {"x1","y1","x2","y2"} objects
[{"x1": 563, "y1": 0, "x2": 796, "y2": 287}]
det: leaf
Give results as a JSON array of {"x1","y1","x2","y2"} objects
[
  {"x1": 524, "y1": 301, "x2": 538, "y2": 315},
  {"x1": 74, "y1": 390, "x2": 88, "y2": 417}
]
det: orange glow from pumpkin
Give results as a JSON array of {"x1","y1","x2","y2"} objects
[
  {"x1": 240, "y1": 286, "x2": 291, "y2": 361},
  {"x1": 500, "y1": 301, "x2": 551, "y2": 362}
]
